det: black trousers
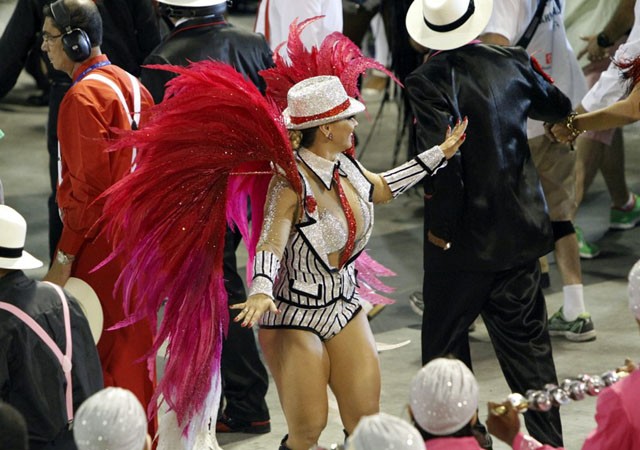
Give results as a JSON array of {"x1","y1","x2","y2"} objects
[
  {"x1": 421, "y1": 261, "x2": 563, "y2": 447},
  {"x1": 46, "y1": 81, "x2": 70, "y2": 262},
  {"x1": 221, "y1": 227, "x2": 270, "y2": 422}
]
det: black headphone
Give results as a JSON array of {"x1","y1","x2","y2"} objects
[{"x1": 50, "y1": 0, "x2": 91, "y2": 62}]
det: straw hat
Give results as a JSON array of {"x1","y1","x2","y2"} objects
[
  {"x1": 283, "y1": 76, "x2": 365, "y2": 130},
  {"x1": 406, "y1": 0, "x2": 493, "y2": 51},
  {"x1": 410, "y1": 357, "x2": 478, "y2": 435},
  {"x1": 0, "y1": 205, "x2": 43, "y2": 270},
  {"x1": 64, "y1": 277, "x2": 103, "y2": 344}
]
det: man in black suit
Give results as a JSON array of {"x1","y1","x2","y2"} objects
[
  {"x1": 141, "y1": 0, "x2": 273, "y2": 434},
  {"x1": 404, "y1": 0, "x2": 573, "y2": 447}
]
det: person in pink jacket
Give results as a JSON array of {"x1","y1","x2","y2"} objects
[{"x1": 487, "y1": 258, "x2": 640, "y2": 450}]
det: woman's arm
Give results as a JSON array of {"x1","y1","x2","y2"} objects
[
  {"x1": 551, "y1": 83, "x2": 640, "y2": 142},
  {"x1": 230, "y1": 175, "x2": 299, "y2": 327},
  {"x1": 364, "y1": 118, "x2": 467, "y2": 204}
]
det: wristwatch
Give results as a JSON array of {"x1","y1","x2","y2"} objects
[
  {"x1": 56, "y1": 250, "x2": 75, "y2": 265},
  {"x1": 596, "y1": 32, "x2": 613, "y2": 48}
]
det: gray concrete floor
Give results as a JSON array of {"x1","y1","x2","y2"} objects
[{"x1": 2, "y1": 3, "x2": 640, "y2": 449}]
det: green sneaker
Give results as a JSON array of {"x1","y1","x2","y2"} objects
[
  {"x1": 548, "y1": 308, "x2": 596, "y2": 342},
  {"x1": 575, "y1": 226, "x2": 600, "y2": 259},
  {"x1": 610, "y1": 193, "x2": 640, "y2": 230}
]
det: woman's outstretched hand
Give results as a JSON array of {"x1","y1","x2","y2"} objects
[
  {"x1": 440, "y1": 117, "x2": 468, "y2": 159},
  {"x1": 230, "y1": 294, "x2": 279, "y2": 328}
]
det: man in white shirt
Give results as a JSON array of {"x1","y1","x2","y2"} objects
[
  {"x1": 254, "y1": 0, "x2": 342, "y2": 55},
  {"x1": 481, "y1": 0, "x2": 597, "y2": 344}
]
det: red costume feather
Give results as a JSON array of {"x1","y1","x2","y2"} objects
[
  {"x1": 261, "y1": 16, "x2": 399, "y2": 112},
  {"x1": 100, "y1": 61, "x2": 300, "y2": 432}
]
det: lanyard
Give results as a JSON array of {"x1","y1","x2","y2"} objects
[{"x1": 72, "y1": 60, "x2": 111, "y2": 86}]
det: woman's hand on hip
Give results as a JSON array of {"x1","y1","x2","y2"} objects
[{"x1": 230, "y1": 294, "x2": 279, "y2": 328}]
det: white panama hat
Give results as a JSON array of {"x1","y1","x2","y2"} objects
[
  {"x1": 156, "y1": 0, "x2": 226, "y2": 6},
  {"x1": 406, "y1": 0, "x2": 494, "y2": 51},
  {"x1": 283, "y1": 76, "x2": 365, "y2": 130},
  {"x1": 64, "y1": 277, "x2": 103, "y2": 344},
  {"x1": 0, "y1": 205, "x2": 43, "y2": 271}
]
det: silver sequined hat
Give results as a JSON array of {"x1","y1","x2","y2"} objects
[
  {"x1": 628, "y1": 259, "x2": 640, "y2": 320},
  {"x1": 346, "y1": 413, "x2": 424, "y2": 450},
  {"x1": 73, "y1": 387, "x2": 148, "y2": 450},
  {"x1": 410, "y1": 357, "x2": 478, "y2": 435},
  {"x1": 283, "y1": 76, "x2": 365, "y2": 130}
]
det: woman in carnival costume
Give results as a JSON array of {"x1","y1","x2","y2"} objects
[{"x1": 100, "y1": 21, "x2": 467, "y2": 450}]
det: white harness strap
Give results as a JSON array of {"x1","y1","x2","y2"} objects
[
  {"x1": 0, "y1": 282, "x2": 74, "y2": 425},
  {"x1": 57, "y1": 72, "x2": 142, "y2": 183},
  {"x1": 84, "y1": 73, "x2": 141, "y2": 171}
]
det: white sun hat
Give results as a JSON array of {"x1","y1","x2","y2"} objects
[
  {"x1": 64, "y1": 277, "x2": 103, "y2": 344},
  {"x1": 283, "y1": 76, "x2": 365, "y2": 130},
  {"x1": 0, "y1": 205, "x2": 43, "y2": 270},
  {"x1": 406, "y1": 0, "x2": 494, "y2": 51},
  {"x1": 410, "y1": 357, "x2": 479, "y2": 435}
]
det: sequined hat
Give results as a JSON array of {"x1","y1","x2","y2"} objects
[
  {"x1": 628, "y1": 259, "x2": 640, "y2": 320},
  {"x1": 346, "y1": 413, "x2": 424, "y2": 450},
  {"x1": 73, "y1": 387, "x2": 148, "y2": 450},
  {"x1": 406, "y1": 0, "x2": 494, "y2": 51},
  {"x1": 283, "y1": 76, "x2": 365, "y2": 130},
  {"x1": 0, "y1": 205, "x2": 43, "y2": 270},
  {"x1": 410, "y1": 357, "x2": 479, "y2": 435}
]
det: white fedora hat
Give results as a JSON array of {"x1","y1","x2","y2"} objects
[
  {"x1": 0, "y1": 205, "x2": 43, "y2": 270},
  {"x1": 283, "y1": 76, "x2": 365, "y2": 130},
  {"x1": 406, "y1": 0, "x2": 493, "y2": 51},
  {"x1": 156, "y1": 0, "x2": 226, "y2": 6},
  {"x1": 65, "y1": 277, "x2": 103, "y2": 344}
]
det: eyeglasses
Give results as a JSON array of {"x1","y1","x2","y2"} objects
[{"x1": 42, "y1": 32, "x2": 63, "y2": 43}]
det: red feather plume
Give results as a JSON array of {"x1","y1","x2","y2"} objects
[{"x1": 100, "y1": 61, "x2": 300, "y2": 432}]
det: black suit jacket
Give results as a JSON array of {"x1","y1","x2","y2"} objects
[
  {"x1": 141, "y1": 17, "x2": 274, "y2": 103},
  {"x1": 0, "y1": 271, "x2": 103, "y2": 445},
  {"x1": 406, "y1": 44, "x2": 573, "y2": 272}
]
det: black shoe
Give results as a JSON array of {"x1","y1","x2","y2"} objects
[
  {"x1": 279, "y1": 434, "x2": 291, "y2": 450},
  {"x1": 216, "y1": 414, "x2": 271, "y2": 434}
]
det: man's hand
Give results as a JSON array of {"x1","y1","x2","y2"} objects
[
  {"x1": 577, "y1": 35, "x2": 607, "y2": 62},
  {"x1": 550, "y1": 121, "x2": 575, "y2": 144}
]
